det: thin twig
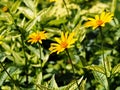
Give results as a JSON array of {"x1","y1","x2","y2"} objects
[
  {"x1": 99, "y1": 27, "x2": 109, "y2": 90},
  {"x1": 0, "y1": 62, "x2": 16, "y2": 85},
  {"x1": 63, "y1": 0, "x2": 70, "y2": 17},
  {"x1": 20, "y1": 29, "x2": 28, "y2": 87},
  {"x1": 38, "y1": 43, "x2": 43, "y2": 83},
  {"x1": 39, "y1": 44, "x2": 42, "y2": 72},
  {"x1": 65, "y1": 49, "x2": 80, "y2": 90}
]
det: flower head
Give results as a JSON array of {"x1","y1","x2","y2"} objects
[
  {"x1": 85, "y1": 12, "x2": 113, "y2": 29},
  {"x1": 49, "y1": 32, "x2": 77, "y2": 54},
  {"x1": 28, "y1": 31, "x2": 47, "y2": 44}
]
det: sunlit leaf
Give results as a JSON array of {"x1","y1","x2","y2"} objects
[
  {"x1": 72, "y1": 9, "x2": 81, "y2": 27},
  {"x1": 110, "y1": 17, "x2": 119, "y2": 27},
  {"x1": 36, "y1": 84, "x2": 52, "y2": 90},
  {"x1": 85, "y1": 65, "x2": 105, "y2": 74},
  {"x1": 112, "y1": 63, "x2": 120, "y2": 75},
  {"x1": 0, "y1": 13, "x2": 13, "y2": 25},
  {"x1": 93, "y1": 71, "x2": 108, "y2": 90},
  {"x1": 104, "y1": 56, "x2": 112, "y2": 77},
  {"x1": 23, "y1": 0, "x2": 35, "y2": 11},
  {"x1": 48, "y1": 75, "x2": 59, "y2": 89},
  {"x1": 12, "y1": 51, "x2": 25, "y2": 65},
  {"x1": 26, "y1": 45, "x2": 40, "y2": 57},
  {"x1": 73, "y1": 23, "x2": 86, "y2": 43},
  {"x1": 79, "y1": 78, "x2": 87, "y2": 90},
  {"x1": 1, "y1": 43, "x2": 12, "y2": 53},
  {"x1": 111, "y1": 0, "x2": 117, "y2": 14},
  {"x1": 24, "y1": 7, "x2": 51, "y2": 31},
  {"x1": 10, "y1": 0, "x2": 21, "y2": 14},
  {"x1": 59, "y1": 76, "x2": 84, "y2": 90},
  {"x1": 0, "y1": 70, "x2": 8, "y2": 86},
  {"x1": 0, "y1": 66, "x2": 17, "y2": 86},
  {"x1": 1, "y1": 85, "x2": 11, "y2": 90},
  {"x1": 48, "y1": 18, "x2": 67, "y2": 26},
  {"x1": 116, "y1": 86, "x2": 120, "y2": 90},
  {"x1": 42, "y1": 54, "x2": 49, "y2": 67},
  {"x1": 18, "y1": 7, "x2": 34, "y2": 19},
  {"x1": 36, "y1": 72, "x2": 42, "y2": 85},
  {"x1": 0, "y1": 53, "x2": 6, "y2": 62}
]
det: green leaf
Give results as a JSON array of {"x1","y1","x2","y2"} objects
[
  {"x1": 34, "y1": 0, "x2": 39, "y2": 8},
  {"x1": 0, "y1": 13, "x2": 13, "y2": 25},
  {"x1": 104, "y1": 56, "x2": 112, "y2": 77},
  {"x1": 116, "y1": 86, "x2": 120, "y2": 90},
  {"x1": 93, "y1": 71, "x2": 108, "y2": 90},
  {"x1": 26, "y1": 45, "x2": 40, "y2": 57},
  {"x1": 110, "y1": 17, "x2": 119, "y2": 26},
  {"x1": 72, "y1": 9, "x2": 81, "y2": 27},
  {"x1": 73, "y1": 23, "x2": 86, "y2": 42},
  {"x1": 59, "y1": 76, "x2": 84, "y2": 90},
  {"x1": 0, "y1": 53, "x2": 6, "y2": 62},
  {"x1": 35, "y1": 72, "x2": 42, "y2": 85},
  {"x1": 18, "y1": 17, "x2": 26, "y2": 28},
  {"x1": 69, "y1": 76, "x2": 84, "y2": 90},
  {"x1": 85, "y1": 65, "x2": 105, "y2": 74},
  {"x1": 25, "y1": 17, "x2": 37, "y2": 31},
  {"x1": 1, "y1": 43, "x2": 12, "y2": 53},
  {"x1": 18, "y1": 7, "x2": 34, "y2": 19},
  {"x1": 48, "y1": 18, "x2": 67, "y2": 26},
  {"x1": 23, "y1": 0, "x2": 35, "y2": 11},
  {"x1": 36, "y1": 6, "x2": 53, "y2": 22},
  {"x1": 13, "y1": 85, "x2": 21, "y2": 90},
  {"x1": 42, "y1": 54, "x2": 49, "y2": 67},
  {"x1": 12, "y1": 51, "x2": 25, "y2": 65},
  {"x1": 27, "y1": 45, "x2": 49, "y2": 67},
  {"x1": 36, "y1": 84, "x2": 52, "y2": 90},
  {"x1": 0, "y1": 70, "x2": 8, "y2": 86},
  {"x1": 0, "y1": 26, "x2": 6, "y2": 33},
  {"x1": 24, "y1": 7, "x2": 49, "y2": 31},
  {"x1": 79, "y1": 78, "x2": 87, "y2": 90},
  {"x1": 1, "y1": 86, "x2": 11, "y2": 90},
  {"x1": 48, "y1": 75, "x2": 59, "y2": 90},
  {"x1": 111, "y1": 0, "x2": 117, "y2": 14},
  {"x1": 10, "y1": 0, "x2": 21, "y2": 14},
  {"x1": 112, "y1": 63, "x2": 120, "y2": 75},
  {"x1": 24, "y1": 7, "x2": 52, "y2": 31},
  {"x1": 44, "y1": 27, "x2": 61, "y2": 36},
  {"x1": 0, "y1": 66, "x2": 17, "y2": 86}
]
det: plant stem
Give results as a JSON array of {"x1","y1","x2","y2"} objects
[
  {"x1": 99, "y1": 27, "x2": 109, "y2": 90},
  {"x1": 39, "y1": 44, "x2": 42, "y2": 72},
  {"x1": 65, "y1": 49, "x2": 80, "y2": 90},
  {"x1": 0, "y1": 62, "x2": 17, "y2": 85},
  {"x1": 21, "y1": 32, "x2": 28, "y2": 87},
  {"x1": 63, "y1": 0, "x2": 70, "y2": 17},
  {"x1": 38, "y1": 43, "x2": 43, "y2": 83}
]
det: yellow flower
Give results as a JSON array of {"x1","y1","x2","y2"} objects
[
  {"x1": 49, "y1": 0, "x2": 57, "y2": 2},
  {"x1": 49, "y1": 32, "x2": 77, "y2": 54},
  {"x1": 28, "y1": 31, "x2": 47, "y2": 44},
  {"x1": 85, "y1": 12, "x2": 113, "y2": 29}
]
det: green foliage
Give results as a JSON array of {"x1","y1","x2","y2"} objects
[
  {"x1": 85, "y1": 65, "x2": 105, "y2": 74},
  {"x1": 0, "y1": 0, "x2": 120, "y2": 90},
  {"x1": 112, "y1": 63, "x2": 120, "y2": 75}
]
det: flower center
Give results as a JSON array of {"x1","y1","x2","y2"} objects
[
  {"x1": 61, "y1": 41, "x2": 68, "y2": 48},
  {"x1": 36, "y1": 35, "x2": 41, "y2": 41},
  {"x1": 96, "y1": 20, "x2": 103, "y2": 26}
]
